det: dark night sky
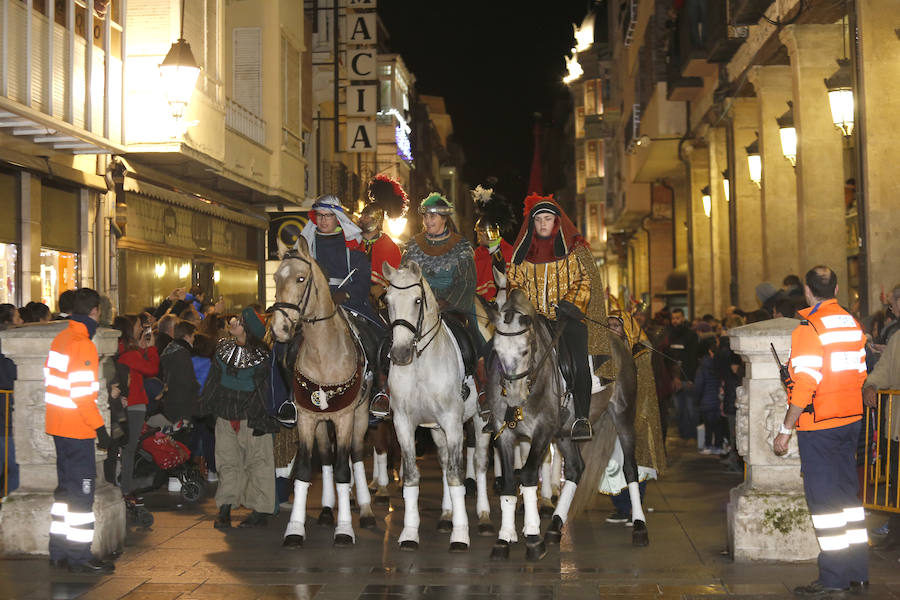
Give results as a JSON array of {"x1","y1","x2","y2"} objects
[{"x1": 378, "y1": 2, "x2": 593, "y2": 205}]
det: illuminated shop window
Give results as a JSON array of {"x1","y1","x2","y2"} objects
[
  {"x1": 0, "y1": 244, "x2": 17, "y2": 305},
  {"x1": 40, "y1": 248, "x2": 78, "y2": 313}
]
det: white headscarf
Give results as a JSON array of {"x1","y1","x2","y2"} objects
[{"x1": 299, "y1": 195, "x2": 362, "y2": 257}]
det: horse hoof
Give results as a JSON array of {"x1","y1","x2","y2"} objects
[
  {"x1": 544, "y1": 515, "x2": 563, "y2": 546},
  {"x1": 399, "y1": 540, "x2": 419, "y2": 552},
  {"x1": 539, "y1": 504, "x2": 555, "y2": 519},
  {"x1": 436, "y1": 519, "x2": 453, "y2": 533},
  {"x1": 449, "y1": 541, "x2": 469, "y2": 553},
  {"x1": 334, "y1": 534, "x2": 354, "y2": 547},
  {"x1": 478, "y1": 522, "x2": 496, "y2": 537},
  {"x1": 374, "y1": 494, "x2": 390, "y2": 505},
  {"x1": 632, "y1": 520, "x2": 649, "y2": 547},
  {"x1": 359, "y1": 515, "x2": 377, "y2": 529},
  {"x1": 464, "y1": 478, "x2": 476, "y2": 496},
  {"x1": 490, "y1": 540, "x2": 510, "y2": 561},
  {"x1": 282, "y1": 535, "x2": 304, "y2": 549},
  {"x1": 525, "y1": 535, "x2": 547, "y2": 562},
  {"x1": 317, "y1": 507, "x2": 334, "y2": 526},
  {"x1": 493, "y1": 477, "x2": 503, "y2": 494}
]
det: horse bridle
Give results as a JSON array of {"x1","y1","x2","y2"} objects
[
  {"x1": 268, "y1": 252, "x2": 337, "y2": 333},
  {"x1": 495, "y1": 313, "x2": 565, "y2": 391},
  {"x1": 387, "y1": 278, "x2": 442, "y2": 364}
]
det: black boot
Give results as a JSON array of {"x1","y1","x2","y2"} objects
[{"x1": 214, "y1": 504, "x2": 231, "y2": 529}]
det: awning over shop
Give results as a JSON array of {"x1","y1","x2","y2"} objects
[{"x1": 123, "y1": 177, "x2": 269, "y2": 230}]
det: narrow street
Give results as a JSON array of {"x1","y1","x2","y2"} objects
[{"x1": 3, "y1": 436, "x2": 898, "y2": 599}]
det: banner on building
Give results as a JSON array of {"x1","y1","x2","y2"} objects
[{"x1": 342, "y1": 0, "x2": 376, "y2": 153}]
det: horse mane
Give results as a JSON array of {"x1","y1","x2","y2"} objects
[{"x1": 503, "y1": 289, "x2": 536, "y2": 319}]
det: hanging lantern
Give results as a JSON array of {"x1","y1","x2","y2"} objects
[
  {"x1": 701, "y1": 185, "x2": 711, "y2": 218},
  {"x1": 159, "y1": 37, "x2": 201, "y2": 120},
  {"x1": 824, "y1": 58, "x2": 854, "y2": 137},
  {"x1": 745, "y1": 135, "x2": 762, "y2": 189},
  {"x1": 776, "y1": 101, "x2": 797, "y2": 167}
]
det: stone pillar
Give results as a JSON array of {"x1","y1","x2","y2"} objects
[
  {"x1": 727, "y1": 318, "x2": 819, "y2": 562},
  {"x1": 780, "y1": 24, "x2": 848, "y2": 305},
  {"x1": 687, "y1": 143, "x2": 713, "y2": 318},
  {"x1": 857, "y1": 0, "x2": 900, "y2": 312},
  {"x1": 708, "y1": 127, "x2": 731, "y2": 316},
  {"x1": 0, "y1": 323, "x2": 124, "y2": 557},
  {"x1": 747, "y1": 65, "x2": 800, "y2": 283},
  {"x1": 732, "y1": 98, "x2": 765, "y2": 311}
]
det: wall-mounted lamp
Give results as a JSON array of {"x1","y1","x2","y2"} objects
[
  {"x1": 776, "y1": 101, "x2": 797, "y2": 167},
  {"x1": 824, "y1": 58, "x2": 854, "y2": 137},
  {"x1": 701, "y1": 185, "x2": 712, "y2": 218},
  {"x1": 721, "y1": 168, "x2": 730, "y2": 203},
  {"x1": 159, "y1": 0, "x2": 201, "y2": 121},
  {"x1": 745, "y1": 134, "x2": 762, "y2": 188}
]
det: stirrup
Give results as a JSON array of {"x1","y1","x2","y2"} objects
[
  {"x1": 370, "y1": 391, "x2": 390, "y2": 418},
  {"x1": 570, "y1": 418, "x2": 593, "y2": 441}
]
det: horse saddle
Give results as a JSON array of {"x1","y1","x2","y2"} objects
[
  {"x1": 441, "y1": 311, "x2": 477, "y2": 378},
  {"x1": 344, "y1": 309, "x2": 386, "y2": 377},
  {"x1": 536, "y1": 315, "x2": 575, "y2": 393}
]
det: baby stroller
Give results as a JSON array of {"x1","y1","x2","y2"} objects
[{"x1": 133, "y1": 421, "x2": 206, "y2": 503}]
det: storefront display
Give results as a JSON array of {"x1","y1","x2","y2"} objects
[
  {"x1": 0, "y1": 244, "x2": 16, "y2": 305},
  {"x1": 40, "y1": 248, "x2": 78, "y2": 313}
]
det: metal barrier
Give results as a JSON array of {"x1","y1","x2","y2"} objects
[
  {"x1": 863, "y1": 390, "x2": 900, "y2": 513},
  {"x1": 1, "y1": 389, "x2": 10, "y2": 499}
]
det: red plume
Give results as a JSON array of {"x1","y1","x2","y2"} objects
[{"x1": 523, "y1": 192, "x2": 555, "y2": 218}]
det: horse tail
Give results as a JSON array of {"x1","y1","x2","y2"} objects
[{"x1": 567, "y1": 408, "x2": 617, "y2": 520}]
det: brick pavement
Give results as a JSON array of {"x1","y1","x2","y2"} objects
[{"x1": 2, "y1": 436, "x2": 900, "y2": 599}]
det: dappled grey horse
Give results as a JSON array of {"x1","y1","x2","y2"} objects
[
  {"x1": 486, "y1": 288, "x2": 646, "y2": 561},
  {"x1": 270, "y1": 238, "x2": 375, "y2": 548},
  {"x1": 382, "y1": 261, "x2": 491, "y2": 552}
]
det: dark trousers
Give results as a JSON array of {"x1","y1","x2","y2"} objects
[
  {"x1": 702, "y1": 409, "x2": 724, "y2": 448},
  {"x1": 559, "y1": 317, "x2": 590, "y2": 420},
  {"x1": 50, "y1": 436, "x2": 96, "y2": 565},
  {"x1": 798, "y1": 421, "x2": 868, "y2": 588},
  {"x1": 611, "y1": 480, "x2": 646, "y2": 515}
]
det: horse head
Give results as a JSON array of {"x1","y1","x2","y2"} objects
[
  {"x1": 492, "y1": 289, "x2": 537, "y2": 400},
  {"x1": 383, "y1": 260, "x2": 436, "y2": 366},
  {"x1": 270, "y1": 236, "x2": 321, "y2": 342}
]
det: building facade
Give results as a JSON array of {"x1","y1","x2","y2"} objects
[{"x1": 569, "y1": 0, "x2": 896, "y2": 319}]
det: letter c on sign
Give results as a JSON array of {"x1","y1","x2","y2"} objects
[{"x1": 351, "y1": 52, "x2": 374, "y2": 79}]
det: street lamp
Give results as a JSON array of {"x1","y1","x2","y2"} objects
[
  {"x1": 745, "y1": 135, "x2": 762, "y2": 188},
  {"x1": 721, "y1": 169, "x2": 730, "y2": 203},
  {"x1": 824, "y1": 58, "x2": 854, "y2": 137},
  {"x1": 701, "y1": 185, "x2": 711, "y2": 218},
  {"x1": 776, "y1": 101, "x2": 797, "y2": 167},
  {"x1": 159, "y1": 0, "x2": 200, "y2": 121}
]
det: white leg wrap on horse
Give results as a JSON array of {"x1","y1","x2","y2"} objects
[
  {"x1": 348, "y1": 459, "x2": 355, "y2": 487},
  {"x1": 375, "y1": 452, "x2": 389, "y2": 487},
  {"x1": 521, "y1": 486, "x2": 540, "y2": 537},
  {"x1": 476, "y1": 471, "x2": 490, "y2": 517},
  {"x1": 553, "y1": 480, "x2": 577, "y2": 524},
  {"x1": 494, "y1": 448, "x2": 502, "y2": 478},
  {"x1": 285, "y1": 480, "x2": 310, "y2": 538},
  {"x1": 628, "y1": 481, "x2": 646, "y2": 523},
  {"x1": 499, "y1": 495, "x2": 518, "y2": 543},
  {"x1": 335, "y1": 482, "x2": 354, "y2": 541},
  {"x1": 466, "y1": 447, "x2": 475, "y2": 480},
  {"x1": 352, "y1": 461, "x2": 372, "y2": 508},
  {"x1": 321, "y1": 465, "x2": 335, "y2": 508},
  {"x1": 449, "y1": 485, "x2": 469, "y2": 545},
  {"x1": 540, "y1": 460, "x2": 552, "y2": 500},
  {"x1": 399, "y1": 485, "x2": 420, "y2": 544},
  {"x1": 371, "y1": 449, "x2": 379, "y2": 483},
  {"x1": 551, "y1": 445, "x2": 562, "y2": 492},
  {"x1": 514, "y1": 445, "x2": 523, "y2": 470},
  {"x1": 589, "y1": 355, "x2": 607, "y2": 394},
  {"x1": 441, "y1": 472, "x2": 452, "y2": 513}
]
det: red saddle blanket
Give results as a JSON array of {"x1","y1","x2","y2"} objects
[{"x1": 293, "y1": 361, "x2": 364, "y2": 413}]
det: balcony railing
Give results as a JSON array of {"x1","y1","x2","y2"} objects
[{"x1": 226, "y1": 98, "x2": 267, "y2": 147}]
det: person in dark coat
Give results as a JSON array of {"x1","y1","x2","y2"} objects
[
  {"x1": 665, "y1": 307, "x2": 700, "y2": 439},
  {"x1": 694, "y1": 337, "x2": 724, "y2": 454},
  {"x1": 160, "y1": 320, "x2": 199, "y2": 424},
  {"x1": 0, "y1": 306, "x2": 19, "y2": 494}
]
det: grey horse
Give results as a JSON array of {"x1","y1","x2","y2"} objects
[
  {"x1": 382, "y1": 261, "x2": 492, "y2": 552},
  {"x1": 486, "y1": 288, "x2": 647, "y2": 561}
]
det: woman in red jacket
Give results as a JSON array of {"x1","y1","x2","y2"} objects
[{"x1": 113, "y1": 315, "x2": 160, "y2": 496}]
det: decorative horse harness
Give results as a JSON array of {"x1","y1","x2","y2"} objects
[
  {"x1": 270, "y1": 251, "x2": 364, "y2": 413},
  {"x1": 387, "y1": 278, "x2": 443, "y2": 364}
]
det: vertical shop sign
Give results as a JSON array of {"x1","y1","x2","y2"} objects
[{"x1": 343, "y1": 0, "x2": 377, "y2": 153}]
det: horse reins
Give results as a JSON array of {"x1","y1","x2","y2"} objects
[
  {"x1": 495, "y1": 316, "x2": 566, "y2": 390},
  {"x1": 268, "y1": 253, "x2": 338, "y2": 333},
  {"x1": 387, "y1": 279, "x2": 442, "y2": 364}
]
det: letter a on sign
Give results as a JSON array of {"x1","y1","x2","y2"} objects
[
  {"x1": 344, "y1": 14, "x2": 376, "y2": 44},
  {"x1": 347, "y1": 120, "x2": 376, "y2": 152}
]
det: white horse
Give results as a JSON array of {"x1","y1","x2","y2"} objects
[{"x1": 382, "y1": 261, "x2": 491, "y2": 551}]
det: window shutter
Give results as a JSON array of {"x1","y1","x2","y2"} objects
[
  {"x1": 233, "y1": 27, "x2": 261, "y2": 116},
  {"x1": 282, "y1": 36, "x2": 300, "y2": 135}
]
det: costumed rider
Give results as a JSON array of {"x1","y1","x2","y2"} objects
[
  {"x1": 358, "y1": 175, "x2": 405, "y2": 418},
  {"x1": 508, "y1": 193, "x2": 612, "y2": 441},
  {"x1": 299, "y1": 194, "x2": 377, "y2": 324},
  {"x1": 400, "y1": 192, "x2": 480, "y2": 396},
  {"x1": 472, "y1": 184, "x2": 514, "y2": 303}
]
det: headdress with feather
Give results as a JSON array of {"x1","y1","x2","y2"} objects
[
  {"x1": 472, "y1": 184, "x2": 515, "y2": 233},
  {"x1": 366, "y1": 174, "x2": 409, "y2": 219}
]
